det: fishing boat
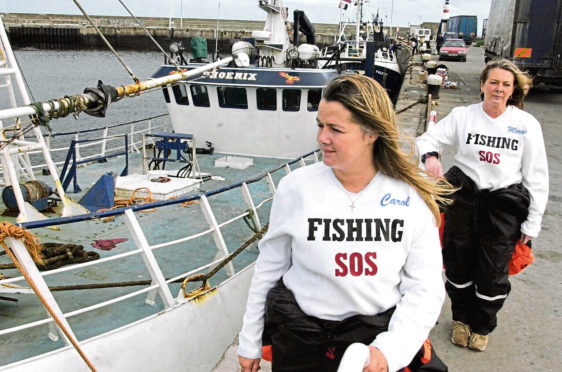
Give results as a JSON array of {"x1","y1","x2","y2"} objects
[
  {"x1": 0, "y1": 0, "x2": 417, "y2": 368},
  {"x1": 318, "y1": 0, "x2": 411, "y2": 105},
  {"x1": 0, "y1": 2, "x2": 327, "y2": 370},
  {"x1": 152, "y1": 0, "x2": 340, "y2": 158}
]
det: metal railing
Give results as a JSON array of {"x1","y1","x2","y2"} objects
[
  {"x1": 0, "y1": 150, "x2": 321, "y2": 366},
  {"x1": 0, "y1": 113, "x2": 171, "y2": 185},
  {"x1": 59, "y1": 134, "x2": 129, "y2": 193}
]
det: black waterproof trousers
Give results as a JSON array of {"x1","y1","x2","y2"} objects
[
  {"x1": 442, "y1": 166, "x2": 530, "y2": 335},
  {"x1": 263, "y1": 280, "x2": 394, "y2": 372},
  {"x1": 264, "y1": 280, "x2": 448, "y2": 372}
]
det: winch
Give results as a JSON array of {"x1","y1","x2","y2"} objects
[{"x1": 2, "y1": 180, "x2": 53, "y2": 211}]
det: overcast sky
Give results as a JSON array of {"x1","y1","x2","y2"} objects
[{"x1": 0, "y1": 0, "x2": 492, "y2": 36}]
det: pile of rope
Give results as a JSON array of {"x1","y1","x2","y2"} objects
[
  {"x1": 0, "y1": 241, "x2": 99, "y2": 271},
  {"x1": 40, "y1": 243, "x2": 100, "y2": 270}
]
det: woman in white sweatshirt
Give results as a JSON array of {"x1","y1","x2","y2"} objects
[
  {"x1": 238, "y1": 74, "x2": 453, "y2": 372},
  {"x1": 416, "y1": 59, "x2": 549, "y2": 352}
]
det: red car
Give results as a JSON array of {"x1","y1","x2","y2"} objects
[{"x1": 439, "y1": 39, "x2": 468, "y2": 62}]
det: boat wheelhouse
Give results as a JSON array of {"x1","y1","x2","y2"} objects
[{"x1": 152, "y1": 65, "x2": 337, "y2": 158}]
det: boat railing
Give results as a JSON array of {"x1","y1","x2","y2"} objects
[
  {"x1": 59, "y1": 134, "x2": 129, "y2": 193},
  {"x1": 0, "y1": 113, "x2": 171, "y2": 184},
  {"x1": 0, "y1": 150, "x2": 321, "y2": 363}
]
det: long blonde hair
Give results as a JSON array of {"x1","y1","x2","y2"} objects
[{"x1": 322, "y1": 74, "x2": 453, "y2": 223}]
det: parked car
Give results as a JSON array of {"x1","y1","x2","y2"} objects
[{"x1": 439, "y1": 38, "x2": 467, "y2": 61}]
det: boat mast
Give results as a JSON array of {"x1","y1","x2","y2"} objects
[
  {"x1": 339, "y1": 1, "x2": 344, "y2": 41},
  {"x1": 390, "y1": 0, "x2": 394, "y2": 37},
  {"x1": 215, "y1": 0, "x2": 221, "y2": 60},
  {"x1": 355, "y1": 0, "x2": 363, "y2": 50},
  {"x1": 168, "y1": 0, "x2": 173, "y2": 29}
]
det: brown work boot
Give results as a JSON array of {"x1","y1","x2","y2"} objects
[
  {"x1": 451, "y1": 321, "x2": 471, "y2": 347},
  {"x1": 468, "y1": 332, "x2": 488, "y2": 351}
]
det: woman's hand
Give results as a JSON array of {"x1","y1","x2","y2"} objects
[
  {"x1": 520, "y1": 233, "x2": 532, "y2": 245},
  {"x1": 362, "y1": 346, "x2": 388, "y2": 372},
  {"x1": 424, "y1": 156, "x2": 443, "y2": 179},
  {"x1": 239, "y1": 356, "x2": 261, "y2": 372}
]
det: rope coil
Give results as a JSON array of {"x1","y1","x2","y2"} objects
[
  {"x1": 28, "y1": 102, "x2": 53, "y2": 135},
  {"x1": 0, "y1": 221, "x2": 44, "y2": 266}
]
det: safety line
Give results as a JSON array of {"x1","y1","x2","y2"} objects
[
  {"x1": 117, "y1": 0, "x2": 180, "y2": 70},
  {"x1": 72, "y1": 0, "x2": 139, "y2": 84}
]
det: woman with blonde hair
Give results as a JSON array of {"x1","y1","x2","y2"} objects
[
  {"x1": 416, "y1": 59, "x2": 548, "y2": 352},
  {"x1": 238, "y1": 74, "x2": 453, "y2": 372}
]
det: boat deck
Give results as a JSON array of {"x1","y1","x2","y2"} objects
[{"x1": 0, "y1": 149, "x2": 318, "y2": 367}]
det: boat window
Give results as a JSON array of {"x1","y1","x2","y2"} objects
[
  {"x1": 282, "y1": 89, "x2": 301, "y2": 112},
  {"x1": 256, "y1": 88, "x2": 277, "y2": 110},
  {"x1": 172, "y1": 84, "x2": 189, "y2": 105},
  {"x1": 307, "y1": 89, "x2": 321, "y2": 111},
  {"x1": 162, "y1": 86, "x2": 170, "y2": 103},
  {"x1": 217, "y1": 87, "x2": 248, "y2": 109},
  {"x1": 190, "y1": 85, "x2": 210, "y2": 107}
]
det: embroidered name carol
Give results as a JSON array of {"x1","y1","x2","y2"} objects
[{"x1": 380, "y1": 193, "x2": 410, "y2": 207}]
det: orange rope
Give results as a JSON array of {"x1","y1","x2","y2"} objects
[
  {"x1": 181, "y1": 200, "x2": 198, "y2": 207},
  {"x1": 0, "y1": 221, "x2": 44, "y2": 266},
  {"x1": 0, "y1": 222, "x2": 97, "y2": 371},
  {"x1": 114, "y1": 187, "x2": 156, "y2": 208},
  {"x1": 98, "y1": 187, "x2": 158, "y2": 222}
]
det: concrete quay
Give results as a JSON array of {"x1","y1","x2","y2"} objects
[
  {"x1": 214, "y1": 47, "x2": 562, "y2": 371},
  {"x1": 1, "y1": 12, "x2": 340, "y2": 50}
]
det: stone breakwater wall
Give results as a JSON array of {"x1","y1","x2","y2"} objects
[{"x1": 1, "y1": 13, "x2": 340, "y2": 51}]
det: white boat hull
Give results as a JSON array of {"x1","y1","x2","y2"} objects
[{"x1": 1, "y1": 264, "x2": 255, "y2": 372}]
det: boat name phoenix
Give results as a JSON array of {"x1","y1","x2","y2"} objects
[{"x1": 202, "y1": 71, "x2": 258, "y2": 80}]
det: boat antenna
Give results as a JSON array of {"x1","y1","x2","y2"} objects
[
  {"x1": 116, "y1": 0, "x2": 181, "y2": 69},
  {"x1": 71, "y1": 0, "x2": 140, "y2": 84},
  {"x1": 215, "y1": 0, "x2": 221, "y2": 61}
]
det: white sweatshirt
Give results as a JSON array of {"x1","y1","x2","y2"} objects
[
  {"x1": 416, "y1": 102, "x2": 549, "y2": 237},
  {"x1": 238, "y1": 162, "x2": 445, "y2": 372}
]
